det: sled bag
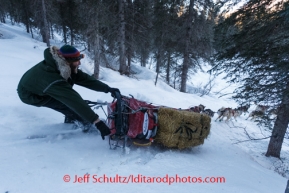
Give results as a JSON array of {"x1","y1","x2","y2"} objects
[{"x1": 107, "y1": 97, "x2": 158, "y2": 139}]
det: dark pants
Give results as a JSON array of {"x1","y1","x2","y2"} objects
[{"x1": 42, "y1": 98, "x2": 88, "y2": 124}]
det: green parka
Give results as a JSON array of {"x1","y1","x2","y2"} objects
[{"x1": 17, "y1": 46, "x2": 110, "y2": 123}]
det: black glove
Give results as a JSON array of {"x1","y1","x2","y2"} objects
[
  {"x1": 95, "y1": 121, "x2": 111, "y2": 140},
  {"x1": 108, "y1": 87, "x2": 121, "y2": 98}
]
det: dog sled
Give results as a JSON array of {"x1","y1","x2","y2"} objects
[{"x1": 88, "y1": 92, "x2": 211, "y2": 150}]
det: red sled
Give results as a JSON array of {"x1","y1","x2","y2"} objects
[
  {"x1": 87, "y1": 92, "x2": 211, "y2": 149},
  {"x1": 107, "y1": 93, "x2": 159, "y2": 148}
]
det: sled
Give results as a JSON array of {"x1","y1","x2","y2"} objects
[{"x1": 88, "y1": 92, "x2": 211, "y2": 150}]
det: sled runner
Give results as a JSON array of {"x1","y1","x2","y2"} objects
[{"x1": 88, "y1": 92, "x2": 211, "y2": 150}]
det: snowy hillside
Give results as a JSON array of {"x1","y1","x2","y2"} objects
[{"x1": 0, "y1": 22, "x2": 288, "y2": 193}]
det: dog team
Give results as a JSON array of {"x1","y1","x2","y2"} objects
[{"x1": 189, "y1": 103, "x2": 276, "y2": 122}]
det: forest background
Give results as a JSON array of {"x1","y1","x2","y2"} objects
[{"x1": 0, "y1": 0, "x2": 289, "y2": 160}]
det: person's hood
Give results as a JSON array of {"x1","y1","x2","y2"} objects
[{"x1": 44, "y1": 46, "x2": 71, "y2": 80}]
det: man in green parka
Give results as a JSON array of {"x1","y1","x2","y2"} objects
[{"x1": 17, "y1": 45, "x2": 120, "y2": 140}]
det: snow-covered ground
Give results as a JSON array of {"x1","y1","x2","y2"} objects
[{"x1": 0, "y1": 22, "x2": 288, "y2": 193}]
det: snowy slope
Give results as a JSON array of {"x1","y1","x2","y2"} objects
[{"x1": 0, "y1": 22, "x2": 288, "y2": 193}]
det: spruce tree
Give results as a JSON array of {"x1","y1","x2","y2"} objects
[{"x1": 213, "y1": 0, "x2": 289, "y2": 158}]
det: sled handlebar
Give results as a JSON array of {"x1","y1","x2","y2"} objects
[{"x1": 114, "y1": 91, "x2": 124, "y2": 136}]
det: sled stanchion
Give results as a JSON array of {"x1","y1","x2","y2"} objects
[
  {"x1": 100, "y1": 106, "x2": 107, "y2": 117},
  {"x1": 109, "y1": 135, "x2": 131, "y2": 150},
  {"x1": 115, "y1": 92, "x2": 123, "y2": 136}
]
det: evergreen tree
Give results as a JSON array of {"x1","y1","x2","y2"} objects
[
  {"x1": 133, "y1": 0, "x2": 153, "y2": 67},
  {"x1": 178, "y1": 0, "x2": 215, "y2": 92},
  {"x1": 213, "y1": 0, "x2": 289, "y2": 158}
]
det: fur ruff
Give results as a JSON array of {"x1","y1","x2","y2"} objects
[{"x1": 49, "y1": 46, "x2": 71, "y2": 80}]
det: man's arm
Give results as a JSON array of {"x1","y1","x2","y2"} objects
[{"x1": 72, "y1": 70, "x2": 110, "y2": 93}]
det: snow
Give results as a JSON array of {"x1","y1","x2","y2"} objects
[{"x1": 0, "y1": 22, "x2": 288, "y2": 193}]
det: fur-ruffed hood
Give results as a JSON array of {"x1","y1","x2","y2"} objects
[{"x1": 49, "y1": 46, "x2": 71, "y2": 80}]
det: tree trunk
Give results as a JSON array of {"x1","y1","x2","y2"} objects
[
  {"x1": 30, "y1": 25, "x2": 34, "y2": 39},
  {"x1": 70, "y1": 27, "x2": 74, "y2": 45},
  {"x1": 50, "y1": 22, "x2": 54, "y2": 40},
  {"x1": 285, "y1": 180, "x2": 289, "y2": 193},
  {"x1": 21, "y1": 0, "x2": 30, "y2": 33},
  {"x1": 0, "y1": 16, "x2": 5, "y2": 23},
  {"x1": 118, "y1": 0, "x2": 127, "y2": 74},
  {"x1": 93, "y1": 40, "x2": 101, "y2": 79},
  {"x1": 180, "y1": 51, "x2": 189, "y2": 92},
  {"x1": 100, "y1": 53, "x2": 109, "y2": 68},
  {"x1": 126, "y1": 0, "x2": 134, "y2": 75},
  {"x1": 41, "y1": 0, "x2": 50, "y2": 47},
  {"x1": 166, "y1": 51, "x2": 171, "y2": 84},
  {"x1": 173, "y1": 63, "x2": 178, "y2": 89},
  {"x1": 180, "y1": 0, "x2": 195, "y2": 92},
  {"x1": 140, "y1": 47, "x2": 147, "y2": 67},
  {"x1": 62, "y1": 24, "x2": 67, "y2": 44},
  {"x1": 265, "y1": 83, "x2": 289, "y2": 158},
  {"x1": 155, "y1": 48, "x2": 163, "y2": 86},
  {"x1": 93, "y1": 20, "x2": 101, "y2": 79},
  {"x1": 127, "y1": 47, "x2": 131, "y2": 74},
  {"x1": 59, "y1": 3, "x2": 67, "y2": 44},
  {"x1": 24, "y1": 21, "x2": 30, "y2": 33}
]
